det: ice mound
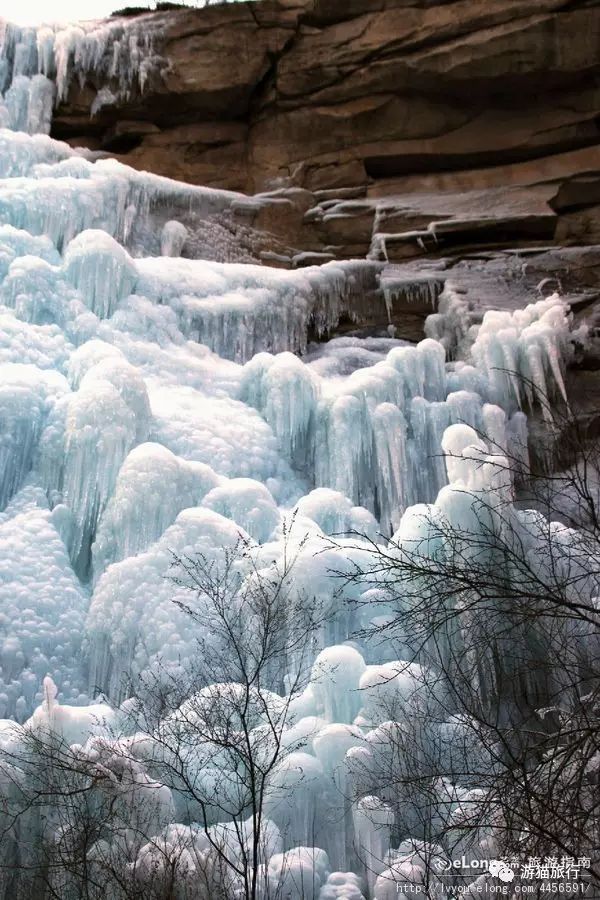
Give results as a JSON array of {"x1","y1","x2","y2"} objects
[
  {"x1": 0, "y1": 223, "x2": 60, "y2": 275},
  {"x1": 63, "y1": 230, "x2": 138, "y2": 319},
  {"x1": 202, "y1": 477, "x2": 280, "y2": 543},
  {"x1": 161, "y1": 219, "x2": 188, "y2": 258},
  {"x1": 295, "y1": 488, "x2": 379, "y2": 540},
  {"x1": 319, "y1": 871, "x2": 366, "y2": 900},
  {"x1": 25, "y1": 675, "x2": 114, "y2": 745},
  {"x1": 310, "y1": 645, "x2": 366, "y2": 724},
  {"x1": 87, "y1": 507, "x2": 250, "y2": 699},
  {"x1": 148, "y1": 386, "x2": 297, "y2": 490},
  {"x1": 92, "y1": 442, "x2": 222, "y2": 578},
  {"x1": 3, "y1": 255, "x2": 70, "y2": 328}
]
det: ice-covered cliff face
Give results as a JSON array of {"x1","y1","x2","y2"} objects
[
  {"x1": 0, "y1": 15, "x2": 589, "y2": 900},
  {"x1": 0, "y1": 16, "x2": 167, "y2": 134}
]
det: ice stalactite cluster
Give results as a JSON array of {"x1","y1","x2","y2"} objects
[
  {"x1": 135, "y1": 254, "x2": 379, "y2": 362},
  {"x1": 467, "y1": 298, "x2": 575, "y2": 416},
  {"x1": 2, "y1": 380, "x2": 585, "y2": 898},
  {"x1": 379, "y1": 273, "x2": 444, "y2": 321},
  {"x1": 424, "y1": 283, "x2": 473, "y2": 357},
  {"x1": 0, "y1": 37, "x2": 589, "y2": 897},
  {"x1": 240, "y1": 312, "x2": 566, "y2": 532},
  {"x1": 0, "y1": 16, "x2": 167, "y2": 134}
]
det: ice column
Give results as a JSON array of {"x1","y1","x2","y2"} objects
[{"x1": 352, "y1": 796, "x2": 394, "y2": 897}]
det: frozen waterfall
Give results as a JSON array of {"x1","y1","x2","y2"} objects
[{"x1": 0, "y1": 14, "x2": 590, "y2": 900}]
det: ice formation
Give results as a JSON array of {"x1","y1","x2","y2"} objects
[
  {"x1": 0, "y1": 16, "x2": 168, "y2": 134},
  {"x1": 0, "y1": 21, "x2": 589, "y2": 899}
]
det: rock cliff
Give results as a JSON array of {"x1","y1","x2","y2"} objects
[
  {"x1": 50, "y1": 0, "x2": 600, "y2": 266},
  {"x1": 49, "y1": 0, "x2": 600, "y2": 399},
  {"x1": 55, "y1": 2, "x2": 598, "y2": 188}
]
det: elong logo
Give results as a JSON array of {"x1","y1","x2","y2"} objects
[{"x1": 434, "y1": 857, "x2": 515, "y2": 882}]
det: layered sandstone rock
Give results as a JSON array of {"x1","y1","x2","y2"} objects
[
  {"x1": 48, "y1": 0, "x2": 600, "y2": 266},
  {"x1": 52, "y1": 2, "x2": 598, "y2": 187}
]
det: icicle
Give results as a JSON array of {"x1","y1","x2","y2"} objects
[{"x1": 353, "y1": 795, "x2": 394, "y2": 897}]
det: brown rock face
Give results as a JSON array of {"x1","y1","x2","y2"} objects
[
  {"x1": 53, "y1": 0, "x2": 600, "y2": 193},
  {"x1": 48, "y1": 0, "x2": 600, "y2": 268}
]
